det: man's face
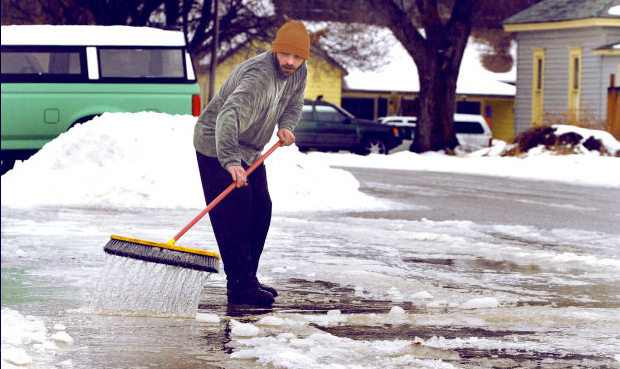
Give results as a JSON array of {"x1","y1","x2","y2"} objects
[{"x1": 274, "y1": 52, "x2": 304, "y2": 78}]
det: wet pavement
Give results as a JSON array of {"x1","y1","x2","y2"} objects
[{"x1": 2, "y1": 168, "x2": 620, "y2": 368}]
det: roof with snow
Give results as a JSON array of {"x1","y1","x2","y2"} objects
[
  {"x1": 503, "y1": 0, "x2": 620, "y2": 25},
  {"x1": 0, "y1": 25, "x2": 187, "y2": 47},
  {"x1": 343, "y1": 37, "x2": 516, "y2": 97},
  {"x1": 594, "y1": 40, "x2": 620, "y2": 50}
]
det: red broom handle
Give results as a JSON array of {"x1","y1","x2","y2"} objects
[{"x1": 167, "y1": 140, "x2": 282, "y2": 245}]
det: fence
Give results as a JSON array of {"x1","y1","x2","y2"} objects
[{"x1": 607, "y1": 74, "x2": 620, "y2": 140}]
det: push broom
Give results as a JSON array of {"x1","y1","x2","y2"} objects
[{"x1": 103, "y1": 141, "x2": 282, "y2": 273}]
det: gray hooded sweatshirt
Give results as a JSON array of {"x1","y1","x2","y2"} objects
[{"x1": 193, "y1": 51, "x2": 307, "y2": 169}]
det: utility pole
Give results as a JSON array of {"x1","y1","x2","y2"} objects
[{"x1": 208, "y1": 0, "x2": 220, "y2": 102}]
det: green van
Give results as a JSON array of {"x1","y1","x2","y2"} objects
[{"x1": 1, "y1": 25, "x2": 201, "y2": 174}]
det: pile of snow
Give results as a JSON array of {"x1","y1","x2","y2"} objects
[
  {"x1": 225, "y1": 307, "x2": 523, "y2": 367},
  {"x1": 500, "y1": 124, "x2": 620, "y2": 157},
  {"x1": 2, "y1": 112, "x2": 619, "y2": 212},
  {"x1": 1, "y1": 308, "x2": 73, "y2": 367},
  {"x1": 0, "y1": 112, "x2": 383, "y2": 212},
  {"x1": 551, "y1": 125, "x2": 620, "y2": 154},
  {"x1": 230, "y1": 319, "x2": 260, "y2": 337},
  {"x1": 308, "y1": 145, "x2": 620, "y2": 189}
]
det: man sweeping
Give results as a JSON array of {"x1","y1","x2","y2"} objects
[{"x1": 193, "y1": 21, "x2": 310, "y2": 306}]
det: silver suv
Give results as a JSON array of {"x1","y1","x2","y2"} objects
[{"x1": 378, "y1": 114, "x2": 492, "y2": 151}]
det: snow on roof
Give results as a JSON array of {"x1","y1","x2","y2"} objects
[
  {"x1": 503, "y1": 0, "x2": 620, "y2": 25},
  {"x1": 344, "y1": 37, "x2": 516, "y2": 97},
  {"x1": 0, "y1": 25, "x2": 186, "y2": 47},
  {"x1": 593, "y1": 40, "x2": 620, "y2": 52}
]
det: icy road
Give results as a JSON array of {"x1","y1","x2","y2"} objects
[{"x1": 2, "y1": 167, "x2": 619, "y2": 369}]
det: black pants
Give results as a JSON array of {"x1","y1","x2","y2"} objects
[{"x1": 196, "y1": 152, "x2": 272, "y2": 289}]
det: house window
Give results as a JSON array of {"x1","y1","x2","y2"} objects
[
  {"x1": 568, "y1": 47, "x2": 582, "y2": 124},
  {"x1": 532, "y1": 48, "x2": 545, "y2": 126},
  {"x1": 457, "y1": 100, "x2": 482, "y2": 115}
]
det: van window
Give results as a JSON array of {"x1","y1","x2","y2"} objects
[
  {"x1": 98, "y1": 47, "x2": 185, "y2": 80},
  {"x1": 1, "y1": 47, "x2": 86, "y2": 82},
  {"x1": 455, "y1": 121, "x2": 484, "y2": 134}
]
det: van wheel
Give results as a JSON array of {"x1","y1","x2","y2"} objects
[
  {"x1": 1, "y1": 158, "x2": 16, "y2": 176},
  {"x1": 1, "y1": 150, "x2": 37, "y2": 176},
  {"x1": 359, "y1": 138, "x2": 388, "y2": 155},
  {"x1": 69, "y1": 115, "x2": 99, "y2": 129}
]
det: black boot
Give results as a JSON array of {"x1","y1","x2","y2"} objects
[
  {"x1": 259, "y1": 283, "x2": 278, "y2": 297},
  {"x1": 227, "y1": 280, "x2": 275, "y2": 306}
]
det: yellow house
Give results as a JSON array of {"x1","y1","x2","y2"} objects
[
  {"x1": 339, "y1": 36, "x2": 517, "y2": 143},
  {"x1": 195, "y1": 40, "x2": 515, "y2": 142},
  {"x1": 195, "y1": 43, "x2": 347, "y2": 109}
]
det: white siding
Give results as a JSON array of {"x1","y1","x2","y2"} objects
[{"x1": 513, "y1": 26, "x2": 620, "y2": 134}]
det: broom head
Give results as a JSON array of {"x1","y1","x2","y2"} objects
[{"x1": 104, "y1": 235, "x2": 220, "y2": 273}]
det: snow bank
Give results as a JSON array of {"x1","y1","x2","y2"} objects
[
  {"x1": 2, "y1": 112, "x2": 619, "y2": 213},
  {"x1": 1, "y1": 308, "x2": 74, "y2": 367},
  {"x1": 306, "y1": 146, "x2": 620, "y2": 188},
  {"x1": 553, "y1": 124, "x2": 620, "y2": 154},
  {"x1": 0, "y1": 112, "x2": 384, "y2": 212}
]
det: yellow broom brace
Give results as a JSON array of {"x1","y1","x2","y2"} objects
[{"x1": 110, "y1": 235, "x2": 220, "y2": 258}]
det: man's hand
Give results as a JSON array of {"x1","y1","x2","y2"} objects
[
  {"x1": 227, "y1": 165, "x2": 247, "y2": 188},
  {"x1": 277, "y1": 128, "x2": 296, "y2": 146}
]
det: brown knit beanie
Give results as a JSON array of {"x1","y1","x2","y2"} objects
[{"x1": 272, "y1": 21, "x2": 310, "y2": 60}]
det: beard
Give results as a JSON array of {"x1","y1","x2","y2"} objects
[{"x1": 274, "y1": 54, "x2": 298, "y2": 79}]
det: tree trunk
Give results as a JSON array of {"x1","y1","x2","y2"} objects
[
  {"x1": 365, "y1": 0, "x2": 474, "y2": 152},
  {"x1": 411, "y1": 0, "x2": 474, "y2": 152},
  {"x1": 411, "y1": 28, "x2": 464, "y2": 152},
  {"x1": 276, "y1": 0, "x2": 474, "y2": 152}
]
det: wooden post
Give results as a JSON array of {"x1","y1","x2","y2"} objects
[{"x1": 607, "y1": 74, "x2": 620, "y2": 140}]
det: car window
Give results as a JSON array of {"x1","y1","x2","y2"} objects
[
  {"x1": 98, "y1": 47, "x2": 185, "y2": 79},
  {"x1": 300, "y1": 105, "x2": 314, "y2": 121},
  {"x1": 1, "y1": 47, "x2": 84, "y2": 82},
  {"x1": 455, "y1": 121, "x2": 484, "y2": 134},
  {"x1": 315, "y1": 105, "x2": 348, "y2": 123}
]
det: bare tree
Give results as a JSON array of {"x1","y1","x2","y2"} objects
[
  {"x1": 2, "y1": 0, "x2": 541, "y2": 153},
  {"x1": 273, "y1": 0, "x2": 543, "y2": 153},
  {"x1": 183, "y1": 0, "x2": 283, "y2": 64},
  {"x1": 1, "y1": 0, "x2": 176, "y2": 26},
  {"x1": 370, "y1": 0, "x2": 473, "y2": 152},
  {"x1": 305, "y1": 22, "x2": 395, "y2": 72}
]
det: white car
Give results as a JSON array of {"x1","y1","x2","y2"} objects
[{"x1": 378, "y1": 114, "x2": 493, "y2": 151}]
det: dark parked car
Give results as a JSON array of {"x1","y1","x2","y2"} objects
[{"x1": 295, "y1": 99, "x2": 404, "y2": 155}]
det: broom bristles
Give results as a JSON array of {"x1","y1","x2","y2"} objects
[{"x1": 104, "y1": 235, "x2": 220, "y2": 273}]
